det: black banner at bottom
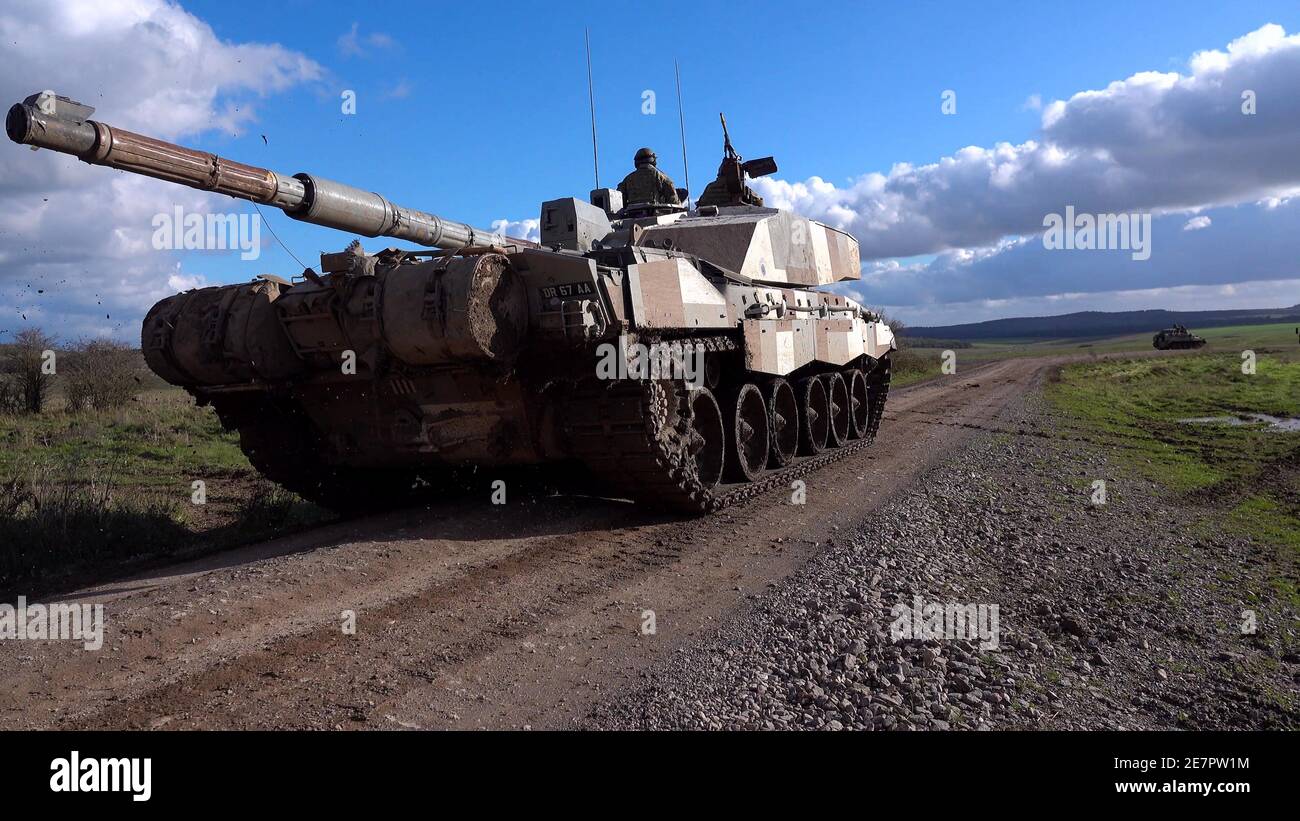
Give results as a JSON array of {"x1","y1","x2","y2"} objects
[{"x1": 5, "y1": 730, "x2": 1286, "y2": 808}]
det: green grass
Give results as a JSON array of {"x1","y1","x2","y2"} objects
[
  {"x1": 889, "y1": 347, "x2": 941, "y2": 387},
  {"x1": 0, "y1": 388, "x2": 249, "y2": 484},
  {"x1": 0, "y1": 463, "x2": 190, "y2": 586},
  {"x1": 1047, "y1": 351, "x2": 1300, "y2": 489},
  {"x1": 0, "y1": 387, "x2": 329, "y2": 589},
  {"x1": 1228, "y1": 497, "x2": 1300, "y2": 605},
  {"x1": 1045, "y1": 338, "x2": 1300, "y2": 604},
  {"x1": 892, "y1": 318, "x2": 1300, "y2": 407}
]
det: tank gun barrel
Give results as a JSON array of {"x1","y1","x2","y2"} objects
[{"x1": 6, "y1": 92, "x2": 508, "y2": 251}]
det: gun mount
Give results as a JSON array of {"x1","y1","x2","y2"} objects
[{"x1": 696, "y1": 113, "x2": 776, "y2": 208}]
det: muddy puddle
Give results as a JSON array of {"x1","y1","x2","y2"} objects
[{"x1": 1178, "y1": 413, "x2": 1300, "y2": 432}]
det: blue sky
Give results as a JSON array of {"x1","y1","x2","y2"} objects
[
  {"x1": 176, "y1": 0, "x2": 1300, "y2": 254},
  {"x1": 2, "y1": 0, "x2": 1300, "y2": 338}
]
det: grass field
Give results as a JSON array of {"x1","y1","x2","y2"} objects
[
  {"x1": 1045, "y1": 325, "x2": 1300, "y2": 604},
  {"x1": 891, "y1": 321, "x2": 1300, "y2": 387},
  {"x1": 974, "y1": 320, "x2": 1300, "y2": 358},
  {"x1": 0, "y1": 387, "x2": 327, "y2": 589},
  {"x1": 890, "y1": 321, "x2": 1300, "y2": 601},
  {"x1": 0, "y1": 388, "x2": 247, "y2": 483}
]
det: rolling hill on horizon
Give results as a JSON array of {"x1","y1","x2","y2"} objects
[{"x1": 904, "y1": 305, "x2": 1300, "y2": 341}]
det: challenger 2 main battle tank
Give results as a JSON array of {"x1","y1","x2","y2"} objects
[
  {"x1": 7, "y1": 91, "x2": 895, "y2": 513},
  {"x1": 1152, "y1": 324, "x2": 1207, "y2": 350}
]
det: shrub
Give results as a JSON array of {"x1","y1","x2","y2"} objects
[
  {"x1": 890, "y1": 347, "x2": 937, "y2": 382},
  {"x1": 64, "y1": 339, "x2": 140, "y2": 412},
  {"x1": 3, "y1": 328, "x2": 57, "y2": 414}
]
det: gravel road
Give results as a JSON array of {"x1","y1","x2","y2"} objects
[
  {"x1": 587, "y1": 384, "x2": 1300, "y2": 730},
  {"x1": 2, "y1": 355, "x2": 1294, "y2": 730}
]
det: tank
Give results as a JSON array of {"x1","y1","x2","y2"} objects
[
  {"x1": 1152, "y1": 324, "x2": 1206, "y2": 350},
  {"x1": 7, "y1": 91, "x2": 895, "y2": 513}
]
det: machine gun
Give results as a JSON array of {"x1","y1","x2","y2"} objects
[{"x1": 697, "y1": 114, "x2": 777, "y2": 208}]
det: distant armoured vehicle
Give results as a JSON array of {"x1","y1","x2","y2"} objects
[
  {"x1": 7, "y1": 91, "x2": 895, "y2": 513},
  {"x1": 1152, "y1": 324, "x2": 1207, "y2": 350}
]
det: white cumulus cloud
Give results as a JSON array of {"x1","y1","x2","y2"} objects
[
  {"x1": 0, "y1": 0, "x2": 323, "y2": 341},
  {"x1": 754, "y1": 23, "x2": 1300, "y2": 263},
  {"x1": 491, "y1": 218, "x2": 541, "y2": 244}
]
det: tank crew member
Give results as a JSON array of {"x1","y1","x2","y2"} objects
[{"x1": 617, "y1": 147, "x2": 681, "y2": 208}]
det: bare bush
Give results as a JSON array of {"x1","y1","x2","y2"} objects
[
  {"x1": 64, "y1": 339, "x2": 140, "y2": 412},
  {"x1": 3, "y1": 328, "x2": 57, "y2": 414}
]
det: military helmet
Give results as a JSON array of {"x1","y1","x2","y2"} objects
[{"x1": 634, "y1": 147, "x2": 656, "y2": 167}]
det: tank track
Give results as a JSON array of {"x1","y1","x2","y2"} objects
[
  {"x1": 564, "y1": 336, "x2": 891, "y2": 513},
  {"x1": 216, "y1": 337, "x2": 892, "y2": 515}
]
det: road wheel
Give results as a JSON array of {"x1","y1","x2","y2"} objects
[
  {"x1": 725, "y1": 383, "x2": 770, "y2": 482},
  {"x1": 845, "y1": 368, "x2": 870, "y2": 439},
  {"x1": 798, "y1": 375, "x2": 829, "y2": 455},
  {"x1": 684, "y1": 387, "x2": 726, "y2": 491},
  {"x1": 765, "y1": 377, "x2": 799, "y2": 467},
  {"x1": 824, "y1": 371, "x2": 850, "y2": 447}
]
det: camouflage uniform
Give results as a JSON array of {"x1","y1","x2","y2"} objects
[{"x1": 618, "y1": 149, "x2": 680, "y2": 207}]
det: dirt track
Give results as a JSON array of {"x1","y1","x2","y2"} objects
[{"x1": 0, "y1": 357, "x2": 1051, "y2": 730}]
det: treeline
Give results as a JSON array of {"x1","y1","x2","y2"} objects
[
  {"x1": 0, "y1": 329, "x2": 142, "y2": 415},
  {"x1": 875, "y1": 315, "x2": 971, "y2": 350},
  {"x1": 902, "y1": 337, "x2": 973, "y2": 349}
]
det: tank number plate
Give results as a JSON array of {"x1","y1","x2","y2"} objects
[{"x1": 539, "y1": 282, "x2": 595, "y2": 300}]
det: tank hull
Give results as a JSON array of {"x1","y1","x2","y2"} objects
[{"x1": 150, "y1": 243, "x2": 894, "y2": 512}]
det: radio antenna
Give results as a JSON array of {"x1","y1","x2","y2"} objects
[
  {"x1": 585, "y1": 28, "x2": 601, "y2": 190},
  {"x1": 675, "y1": 59, "x2": 690, "y2": 206}
]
